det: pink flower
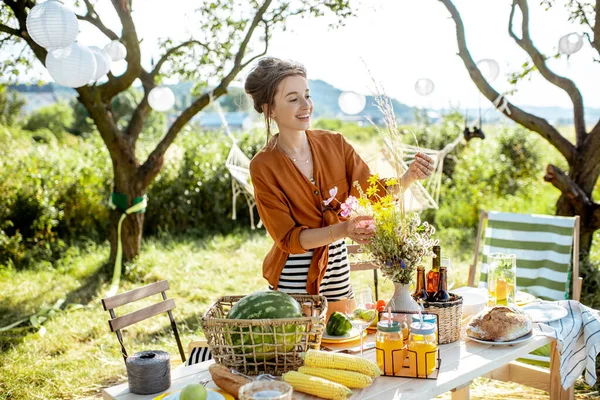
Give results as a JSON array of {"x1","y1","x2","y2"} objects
[
  {"x1": 339, "y1": 196, "x2": 358, "y2": 218},
  {"x1": 323, "y1": 186, "x2": 338, "y2": 206}
]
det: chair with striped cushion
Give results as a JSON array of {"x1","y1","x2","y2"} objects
[
  {"x1": 468, "y1": 210, "x2": 582, "y2": 398},
  {"x1": 469, "y1": 210, "x2": 582, "y2": 301}
]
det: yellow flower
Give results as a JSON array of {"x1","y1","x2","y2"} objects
[
  {"x1": 367, "y1": 174, "x2": 379, "y2": 186},
  {"x1": 385, "y1": 178, "x2": 397, "y2": 186},
  {"x1": 366, "y1": 186, "x2": 378, "y2": 197},
  {"x1": 372, "y1": 202, "x2": 382, "y2": 213},
  {"x1": 358, "y1": 197, "x2": 369, "y2": 208},
  {"x1": 380, "y1": 195, "x2": 394, "y2": 208}
]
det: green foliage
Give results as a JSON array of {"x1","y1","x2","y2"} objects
[
  {"x1": 312, "y1": 118, "x2": 378, "y2": 142},
  {"x1": 0, "y1": 124, "x2": 264, "y2": 269},
  {"x1": 0, "y1": 84, "x2": 25, "y2": 126},
  {"x1": 144, "y1": 129, "x2": 264, "y2": 235},
  {"x1": 23, "y1": 102, "x2": 74, "y2": 135},
  {"x1": 0, "y1": 127, "x2": 111, "y2": 269}
]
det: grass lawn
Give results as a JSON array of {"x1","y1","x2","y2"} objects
[{"x1": 1, "y1": 230, "x2": 598, "y2": 399}]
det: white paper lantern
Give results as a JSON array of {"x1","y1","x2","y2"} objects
[
  {"x1": 104, "y1": 40, "x2": 127, "y2": 62},
  {"x1": 26, "y1": 0, "x2": 78, "y2": 51},
  {"x1": 338, "y1": 91, "x2": 367, "y2": 115},
  {"x1": 476, "y1": 59, "x2": 500, "y2": 82},
  {"x1": 414, "y1": 78, "x2": 435, "y2": 96},
  {"x1": 89, "y1": 46, "x2": 111, "y2": 81},
  {"x1": 148, "y1": 86, "x2": 175, "y2": 112},
  {"x1": 46, "y1": 43, "x2": 97, "y2": 88},
  {"x1": 559, "y1": 33, "x2": 583, "y2": 55}
]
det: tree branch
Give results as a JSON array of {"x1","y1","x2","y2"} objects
[
  {"x1": 437, "y1": 0, "x2": 576, "y2": 164},
  {"x1": 593, "y1": 203, "x2": 600, "y2": 230},
  {"x1": 544, "y1": 164, "x2": 592, "y2": 216},
  {"x1": 138, "y1": 0, "x2": 274, "y2": 187},
  {"x1": 76, "y1": 0, "x2": 119, "y2": 41},
  {"x1": 510, "y1": 0, "x2": 587, "y2": 146},
  {"x1": 0, "y1": 22, "x2": 20, "y2": 37},
  {"x1": 150, "y1": 40, "x2": 211, "y2": 77},
  {"x1": 96, "y1": 0, "x2": 142, "y2": 103},
  {"x1": 593, "y1": 0, "x2": 600, "y2": 55}
]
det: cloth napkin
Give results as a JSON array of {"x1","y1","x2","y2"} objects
[{"x1": 533, "y1": 300, "x2": 600, "y2": 389}]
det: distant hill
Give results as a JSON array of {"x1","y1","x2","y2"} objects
[{"x1": 7, "y1": 81, "x2": 599, "y2": 126}]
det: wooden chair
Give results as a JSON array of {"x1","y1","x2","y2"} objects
[
  {"x1": 468, "y1": 210, "x2": 582, "y2": 399},
  {"x1": 347, "y1": 243, "x2": 380, "y2": 301},
  {"x1": 101, "y1": 280, "x2": 187, "y2": 365}
]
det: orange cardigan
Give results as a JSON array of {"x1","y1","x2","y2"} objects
[{"x1": 249, "y1": 129, "x2": 374, "y2": 295}]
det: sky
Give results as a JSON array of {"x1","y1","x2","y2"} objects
[{"x1": 13, "y1": 0, "x2": 600, "y2": 111}]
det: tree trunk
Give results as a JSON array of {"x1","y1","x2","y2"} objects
[
  {"x1": 108, "y1": 161, "x2": 146, "y2": 268},
  {"x1": 554, "y1": 152, "x2": 600, "y2": 257}
]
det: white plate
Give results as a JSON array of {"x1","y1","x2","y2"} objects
[
  {"x1": 468, "y1": 331, "x2": 534, "y2": 345},
  {"x1": 322, "y1": 327, "x2": 361, "y2": 341},
  {"x1": 520, "y1": 302, "x2": 568, "y2": 323}
]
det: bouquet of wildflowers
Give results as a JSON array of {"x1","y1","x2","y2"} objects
[{"x1": 324, "y1": 174, "x2": 437, "y2": 284}]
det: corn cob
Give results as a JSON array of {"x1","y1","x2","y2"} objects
[
  {"x1": 283, "y1": 371, "x2": 352, "y2": 400},
  {"x1": 298, "y1": 366, "x2": 372, "y2": 389},
  {"x1": 303, "y1": 349, "x2": 382, "y2": 378}
]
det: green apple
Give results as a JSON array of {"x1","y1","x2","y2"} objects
[
  {"x1": 360, "y1": 309, "x2": 376, "y2": 322},
  {"x1": 180, "y1": 384, "x2": 207, "y2": 400}
]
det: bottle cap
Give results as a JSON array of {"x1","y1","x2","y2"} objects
[
  {"x1": 377, "y1": 321, "x2": 400, "y2": 333},
  {"x1": 410, "y1": 322, "x2": 436, "y2": 335}
]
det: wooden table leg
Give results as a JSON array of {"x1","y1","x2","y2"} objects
[
  {"x1": 451, "y1": 381, "x2": 471, "y2": 400},
  {"x1": 549, "y1": 340, "x2": 574, "y2": 400}
]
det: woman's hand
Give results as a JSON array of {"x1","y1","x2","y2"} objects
[
  {"x1": 403, "y1": 152, "x2": 435, "y2": 186},
  {"x1": 343, "y1": 215, "x2": 375, "y2": 245}
]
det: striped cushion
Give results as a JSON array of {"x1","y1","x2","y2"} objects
[
  {"x1": 478, "y1": 212, "x2": 576, "y2": 301},
  {"x1": 186, "y1": 346, "x2": 212, "y2": 366}
]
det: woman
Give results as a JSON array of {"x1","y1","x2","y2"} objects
[{"x1": 245, "y1": 57, "x2": 434, "y2": 318}]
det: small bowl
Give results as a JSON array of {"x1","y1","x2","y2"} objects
[{"x1": 460, "y1": 292, "x2": 487, "y2": 317}]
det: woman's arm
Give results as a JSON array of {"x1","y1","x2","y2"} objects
[
  {"x1": 398, "y1": 152, "x2": 435, "y2": 191},
  {"x1": 298, "y1": 215, "x2": 375, "y2": 250}
]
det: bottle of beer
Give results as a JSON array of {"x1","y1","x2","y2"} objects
[
  {"x1": 412, "y1": 265, "x2": 428, "y2": 301},
  {"x1": 426, "y1": 245, "x2": 441, "y2": 300},
  {"x1": 433, "y1": 266, "x2": 451, "y2": 302}
]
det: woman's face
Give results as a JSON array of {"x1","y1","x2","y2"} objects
[{"x1": 270, "y1": 75, "x2": 313, "y2": 133}]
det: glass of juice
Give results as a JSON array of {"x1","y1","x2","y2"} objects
[{"x1": 487, "y1": 253, "x2": 517, "y2": 307}]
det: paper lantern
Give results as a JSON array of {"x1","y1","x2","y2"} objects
[
  {"x1": 559, "y1": 33, "x2": 583, "y2": 55},
  {"x1": 45, "y1": 43, "x2": 97, "y2": 88},
  {"x1": 89, "y1": 46, "x2": 111, "y2": 81},
  {"x1": 338, "y1": 91, "x2": 367, "y2": 115},
  {"x1": 104, "y1": 40, "x2": 127, "y2": 62},
  {"x1": 148, "y1": 86, "x2": 175, "y2": 112},
  {"x1": 476, "y1": 59, "x2": 500, "y2": 82},
  {"x1": 26, "y1": 0, "x2": 78, "y2": 51},
  {"x1": 414, "y1": 78, "x2": 435, "y2": 96},
  {"x1": 110, "y1": 59, "x2": 128, "y2": 77}
]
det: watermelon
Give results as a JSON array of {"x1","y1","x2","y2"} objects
[{"x1": 226, "y1": 291, "x2": 306, "y2": 360}]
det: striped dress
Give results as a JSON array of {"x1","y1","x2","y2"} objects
[{"x1": 269, "y1": 238, "x2": 354, "y2": 301}]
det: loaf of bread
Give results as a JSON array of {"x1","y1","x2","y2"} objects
[
  {"x1": 209, "y1": 363, "x2": 251, "y2": 398},
  {"x1": 466, "y1": 306, "x2": 532, "y2": 342}
]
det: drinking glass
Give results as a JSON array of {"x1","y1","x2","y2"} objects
[
  {"x1": 487, "y1": 253, "x2": 517, "y2": 307},
  {"x1": 346, "y1": 286, "x2": 377, "y2": 357}
]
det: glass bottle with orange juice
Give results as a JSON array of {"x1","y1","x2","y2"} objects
[
  {"x1": 376, "y1": 321, "x2": 406, "y2": 376},
  {"x1": 407, "y1": 322, "x2": 438, "y2": 377},
  {"x1": 487, "y1": 253, "x2": 517, "y2": 307}
]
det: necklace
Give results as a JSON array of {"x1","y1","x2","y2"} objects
[{"x1": 279, "y1": 145, "x2": 312, "y2": 164}]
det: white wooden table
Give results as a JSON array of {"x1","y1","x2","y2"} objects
[{"x1": 103, "y1": 329, "x2": 573, "y2": 400}]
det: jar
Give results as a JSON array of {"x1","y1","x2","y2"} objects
[
  {"x1": 375, "y1": 321, "x2": 406, "y2": 375},
  {"x1": 408, "y1": 322, "x2": 438, "y2": 377},
  {"x1": 411, "y1": 314, "x2": 438, "y2": 342}
]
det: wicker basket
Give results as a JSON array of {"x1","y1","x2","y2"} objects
[
  {"x1": 422, "y1": 294, "x2": 463, "y2": 344},
  {"x1": 200, "y1": 294, "x2": 327, "y2": 375}
]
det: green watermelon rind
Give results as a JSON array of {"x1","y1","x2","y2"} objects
[{"x1": 224, "y1": 291, "x2": 306, "y2": 361}]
